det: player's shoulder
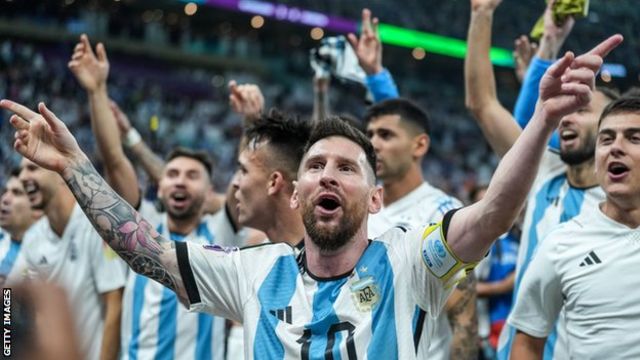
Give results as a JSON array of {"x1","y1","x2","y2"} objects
[
  {"x1": 409, "y1": 182, "x2": 462, "y2": 211},
  {"x1": 23, "y1": 216, "x2": 49, "y2": 241}
]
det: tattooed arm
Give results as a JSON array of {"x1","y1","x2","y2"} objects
[
  {"x1": 446, "y1": 273, "x2": 479, "y2": 360},
  {"x1": 1, "y1": 100, "x2": 189, "y2": 303}
]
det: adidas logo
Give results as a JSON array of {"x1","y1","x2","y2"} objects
[
  {"x1": 39, "y1": 256, "x2": 48, "y2": 265},
  {"x1": 269, "y1": 306, "x2": 292, "y2": 324},
  {"x1": 579, "y1": 251, "x2": 602, "y2": 267}
]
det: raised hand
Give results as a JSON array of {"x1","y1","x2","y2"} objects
[
  {"x1": 538, "y1": 34, "x2": 623, "y2": 126},
  {"x1": 109, "y1": 99, "x2": 132, "y2": 137},
  {"x1": 538, "y1": 0, "x2": 576, "y2": 60},
  {"x1": 470, "y1": 0, "x2": 503, "y2": 11},
  {"x1": 68, "y1": 34, "x2": 109, "y2": 93},
  {"x1": 1, "y1": 100, "x2": 85, "y2": 173},
  {"x1": 228, "y1": 80, "x2": 264, "y2": 120},
  {"x1": 513, "y1": 35, "x2": 537, "y2": 82},
  {"x1": 347, "y1": 8, "x2": 382, "y2": 75}
]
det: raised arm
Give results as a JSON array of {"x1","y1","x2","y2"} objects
[
  {"x1": 348, "y1": 8, "x2": 399, "y2": 103},
  {"x1": 1, "y1": 100, "x2": 189, "y2": 303},
  {"x1": 514, "y1": 1, "x2": 575, "y2": 150},
  {"x1": 451, "y1": 34, "x2": 623, "y2": 262},
  {"x1": 464, "y1": 0, "x2": 521, "y2": 157},
  {"x1": 109, "y1": 100, "x2": 165, "y2": 185},
  {"x1": 68, "y1": 34, "x2": 141, "y2": 206}
]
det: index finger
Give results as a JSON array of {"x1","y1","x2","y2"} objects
[
  {"x1": 587, "y1": 34, "x2": 623, "y2": 58},
  {"x1": 0, "y1": 99, "x2": 39, "y2": 121},
  {"x1": 361, "y1": 8, "x2": 372, "y2": 34}
]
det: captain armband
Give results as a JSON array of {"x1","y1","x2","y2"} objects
[{"x1": 420, "y1": 223, "x2": 477, "y2": 290}]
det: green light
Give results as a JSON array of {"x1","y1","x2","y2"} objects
[{"x1": 378, "y1": 23, "x2": 514, "y2": 67}]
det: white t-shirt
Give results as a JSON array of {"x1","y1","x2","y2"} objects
[
  {"x1": 497, "y1": 150, "x2": 605, "y2": 360},
  {"x1": 22, "y1": 204, "x2": 127, "y2": 360},
  {"x1": 508, "y1": 206, "x2": 640, "y2": 359},
  {"x1": 0, "y1": 229, "x2": 28, "y2": 285},
  {"x1": 121, "y1": 200, "x2": 247, "y2": 360},
  {"x1": 179, "y1": 217, "x2": 467, "y2": 359},
  {"x1": 368, "y1": 182, "x2": 462, "y2": 360}
]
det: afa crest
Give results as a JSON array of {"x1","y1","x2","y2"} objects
[{"x1": 350, "y1": 276, "x2": 380, "y2": 312}]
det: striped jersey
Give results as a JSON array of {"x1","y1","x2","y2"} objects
[
  {"x1": 508, "y1": 207, "x2": 640, "y2": 359},
  {"x1": 22, "y1": 204, "x2": 127, "y2": 360},
  {"x1": 497, "y1": 150, "x2": 604, "y2": 360},
  {"x1": 0, "y1": 229, "x2": 27, "y2": 285},
  {"x1": 368, "y1": 182, "x2": 462, "y2": 360},
  {"x1": 121, "y1": 201, "x2": 247, "y2": 360},
  {"x1": 179, "y1": 217, "x2": 466, "y2": 359}
]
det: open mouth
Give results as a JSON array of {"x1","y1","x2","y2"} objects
[
  {"x1": 608, "y1": 162, "x2": 629, "y2": 177},
  {"x1": 315, "y1": 193, "x2": 342, "y2": 215},
  {"x1": 560, "y1": 130, "x2": 578, "y2": 141},
  {"x1": 169, "y1": 192, "x2": 190, "y2": 207}
]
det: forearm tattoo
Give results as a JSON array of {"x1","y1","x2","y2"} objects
[
  {"x1": 65, "y1": 159, "x2": 181, "y2": 293},
  {"x1": 449, "y1": 272, "x2": 479, "y2": 360}
]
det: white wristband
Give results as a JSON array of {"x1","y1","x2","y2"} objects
[{"x1": 123, "y1": 128, "x2": 142, "y2": 148}]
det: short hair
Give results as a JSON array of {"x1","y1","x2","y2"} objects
[
  {"x1": 598, "y1": 97, "x2": 640, "y2": 128},
  {"x1": 9, "y1": 167, "x2": 21, "y2": 178},
  {"x1": 304, "y1": 116, "x2": 377, "y2": 182},
  {"x1": 622, "y1": 86, "x2": 640, "y2": 99},
  {"x1": 165, "y1": 147, "x2": 214, "y2": 178},
  {"x1": 596, "y1": 86, "x2": 621, "y2": 102},
  {"x1": 244, "y1": 108, "x2": 312, "y2": 181},
  {"x1": 364, "y1": 98, "x2": 431, "y2": 135}
]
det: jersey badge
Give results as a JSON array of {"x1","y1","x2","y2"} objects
[{"x1": 350, "y1": 276, "x2": 380, "y2": 312}]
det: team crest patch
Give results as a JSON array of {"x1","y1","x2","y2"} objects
[{"x1": 350, "y1": 276, "x2": 380, "y2": 312}]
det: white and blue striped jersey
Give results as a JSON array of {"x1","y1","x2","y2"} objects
[
  {"x1": 179, "y1": 216, "x2": 469, "y2": 359},
  {"x1": 0, "y1": 229, "x2": 27, "y2": 286},
  {"x1": 508, "y1": 207, "x2": 640, "y2": 359},
  {"x1": 22, "y1": 204, "x2": 127, "y2": 360},
  {"x1": 368, "y1": 182, "x2": 462, "y2": 360},
  {"x1": 121, "y1": 201, "x2": 247, "y2": 360},
  {"x1": 497, "y1": 150, "x2": 604, "y2": 360}
]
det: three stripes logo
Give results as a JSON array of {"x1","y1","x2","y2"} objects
[
  {"x1": 579, "y1": 251, "x2": 602, "y2": 267},
  {"x1": 269, "y1": 306, "x2": 292, "y2": 324}
]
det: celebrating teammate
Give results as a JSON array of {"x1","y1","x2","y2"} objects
[
  {"x1": 510, "y1": 96, "x2": 640, "y2": 359},
  {"x1": 1, "y1": 32, "x2": 620, "y2": 358}
]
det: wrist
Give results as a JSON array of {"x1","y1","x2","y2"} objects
[
  {"x1": 87, "y1": 82, "x2": 108, "y2": 96},
  {"x1": 122, "y1": 128, "x2": 142, "y2": 148},
  {"x1": 364, "y1": 64, "x2": 384, "y2": 76}
]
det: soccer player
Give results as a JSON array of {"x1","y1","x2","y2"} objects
[
  {"x1": 509, "y1": 96, "x2": 640, "y2": 359},
  {"x1": 364, "y1": 98, "x2": 477, "y2": 359},
  {"x1": 2, "y1": 33, "x2": 620, "y2": 358},
  {"x1": 464, "y1": 1, "x2": 617, "y2": 358},
  {"x1": 0, "y1": 168, "x2": 36, "y2": 285},
  {"x1": 68, "y1": 34, "x2": 248, "y2": 360},
  {"x1": 17, "y1": 157, "x2": 125, "y2": 360}
]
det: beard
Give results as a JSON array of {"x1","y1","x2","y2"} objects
[
  {"x1": 302, "y1": 199, "x2": 367, "y2": 253},
  {"x1": 560, "y1": 136, "x2": 596, "y2": 165},
  {"x1": 162, "y1": 196, "x2": 204, "y2": 221}
]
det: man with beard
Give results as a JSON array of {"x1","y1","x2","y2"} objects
[
  {"x1": 363, "y1": 98, "x2": 477, "y2": 359},
  {"x1": 2, "y1": 33, "x2": 621, "y2": 359},
  {"x1": 68, "y1": 34, "x2": 247, "y2": 359},
  {"x1": 510, "y1": 97, "x2": 640, "y2": 359},
  {"x1": 0, "y1": 168, "x2": 37, "y2": 286},
  {"x1": 463, "y1": 0, "x2": 619, "y2": 358},
  {"x1": 17, "y1": 157, "x2": 125, "y2": 360}
]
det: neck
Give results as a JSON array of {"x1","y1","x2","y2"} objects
[
  {"x1": 167, "y1": 213, "x2": 202, "y2": 236},
  {"x1": 8, "y1": 227, "x2": 29, "y2": 242},
  {"x1": 566, "y1": 158, "x2": 597, "y2": 188},
  {"x1": 304, "y1": 223, "x2": 368, "y2": 278},
  {"x1": 601, "y1": 198, "x2": 640, "y2": 228},
  {"x1": 44, "y1": 189, "x2": 77, "y2": 237},
  {"x1": 382, "y1": 166, "x2": 423, "y2": 206},
  {"x1": 258, "y1": 194, "x2": 304, "y2": 246}
]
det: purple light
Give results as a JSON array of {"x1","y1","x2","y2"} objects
[{"x1": 204, "y1": 0, "x2": 358, "y2": 33}]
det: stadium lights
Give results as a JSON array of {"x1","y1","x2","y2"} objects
[{"x1": 183, "y1": 0, "x2": 516, "y2": 67}]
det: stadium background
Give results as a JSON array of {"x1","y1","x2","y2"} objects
[{"x1": 1, "y1": 0, "x2": 638, "y2": 201}]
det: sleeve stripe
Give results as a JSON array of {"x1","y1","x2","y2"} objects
[{"x1": 176, "y1": 242, "x2": 202, "y2": 305}]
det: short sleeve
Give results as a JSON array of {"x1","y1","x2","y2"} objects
[
  {"x1": 507, "y1": 235, "x2": 563, "y2": 338},
  {"x1": 89, "y1": 228, "x2": 127, "y2": 294},
  {"x1": 399, "y1": 211, "x2": 475, "y2": 317},
  {"x1": 176, "y1": 241, "x2": 248, "y2": 322}
]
